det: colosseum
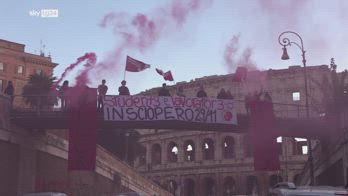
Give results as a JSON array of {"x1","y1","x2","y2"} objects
[{"x1": 133, "y1": 65, "x2": 331, "y2": 195}]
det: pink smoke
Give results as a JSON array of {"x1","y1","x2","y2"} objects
[
  {"x1": 55, "y1": 52, "x2": 97, "y2": 86},
  {"x1": 224, "y1": 35, "x2": 240, "y2": 73},
  {"x1": 239, "y1": 47, "x2": 256, "y2": 70},
  {"x1": 224, "y1": 35, "x2": 257, "y2": 73},
  {"x1": 258, "y1": 0, "x2": 309, "y2": 29},
  {"x1": 70, "y1": 0, "x2": 212, "y2": 86}
]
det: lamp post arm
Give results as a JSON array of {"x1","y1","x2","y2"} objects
[{"x1": 278, "y1": 31, "x2": 305, "y2": 51}]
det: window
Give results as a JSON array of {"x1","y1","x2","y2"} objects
[
  {"x1": 0, "y1": 63, "x2": 4, "y2": 72},
  {"x1": 292, "y1": 91, "x2": 300, "y2": 101},
  {"x1": 292, "y1": 138, "x2": 308, "y2": 155},
  {"x1": 202, "y1": 138, "x2": 214, "y2": 160},
  {"x1": 36, "y1": 69, "x2": 42, "y2": 75},
  {"x1": 167, "y1": 142, "x2": 178, "y2": 162},
  {"x1": 17, "y1": 65, "x2": 24, "y2": 74}
]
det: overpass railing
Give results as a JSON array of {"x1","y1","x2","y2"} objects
[{"x1": 8, "y1": 94, "x2": 318, "y2": 119}]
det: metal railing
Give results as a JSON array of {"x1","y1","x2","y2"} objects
[{"x1": 7, "y1": 94, "x2": 317, "y2": 120}]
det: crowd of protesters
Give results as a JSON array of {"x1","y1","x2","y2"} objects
[{"x1": 11, "y1": 78, "x2": 274, "y2": 114}]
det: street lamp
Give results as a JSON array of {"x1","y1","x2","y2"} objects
[{"x1": 278, "y1": 31, "x2": 315, "y2": 185}]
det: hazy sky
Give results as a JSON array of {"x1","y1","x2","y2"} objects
[{"x1": 1, "y1": 0, "x2": 348, "y2": 94}]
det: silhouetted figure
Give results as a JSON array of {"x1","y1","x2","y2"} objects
[
  {"x1": 217, "y1": 88, "x2": 227, "y2": 99},
  {"x1": 4, "y1": 81, "x2": 14, "y2": 104},
  {"x1": 226, "y1": 90, "x2": 234, "y2": 100},
  {"x1": 98, "y1": 79, "x2": 108, "y2": 109},
  {"x1": 176, "y1": 86, "x2": 185, "y2": 97},
  {"x1": 264, "y1": 92, "x2": 272, "y2": 103},
  {"x1": 118, "y1": 80, "x2": 130, "y2": 96},
  {"x1": 245, "y1": 92, "x2": 252, "y2": 116},
  {"x1": 59, "y1": 80, "x2": 69, "y2": 110},
  {"x1": 196, "y1": 85, "x2": 207, "y2": 98},
  {"x1": 158, "y1": 83, "x2": 171, "y2": 96}
]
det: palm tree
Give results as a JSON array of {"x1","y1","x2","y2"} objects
[{"x1": 22, "y1": 73, "x2": 57, "y2": 112}]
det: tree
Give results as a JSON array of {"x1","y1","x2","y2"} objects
[
  {"x1": 321, "y1": 58, "x2": 348, "y2": 115},
  {"x1": 309, "y1": 58, "x2": 348, "y2": 145},
  {"x1": 22, "y1": 73, "x2": 57, "y2": 111}
]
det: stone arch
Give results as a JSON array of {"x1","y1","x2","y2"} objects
[
  {"x1": 202, "y1": 138, "x2": 215, "y2": 160},
  {"x1": 223, "y1": 136, "x2": 235, "y2": 159},
  {"x1": 184, "y1": 140, "x2": 195, "y2": 161},
  {"x1": 246, "y1": 175, "x2": 259, "y2": 195},
  {"x1": 269, "y1": 174, "x2": 283, "y2": 187},
  {"x1": 202, "y1": 177, "x2": 216, "y2": 196},
  {"x1": 151, "y1": 143, "x2": 161, "y2": 165},
  {"x1": 223, "y1": 176, "x2": 236, "y2": 196},
  {"x1": 167, "y1": 141, "x2": 178, "y2": 163},
  {"x1": 183, "y1": 178, "x2": 195, "y2": 196}
]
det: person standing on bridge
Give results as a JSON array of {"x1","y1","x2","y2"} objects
[
  {"x1": 158, "y1": 83, "x2": 171, "y2": 96},
  {"x1": 217, "y1": 88, "x2": 227, "y2": 99},
  {"x1": 98, "y1": 79, "x2": 108, "y2": 109},
  {"x1": 244, "y1": 92, "x2": 252, "y2": 116},
  {"x1": 226, "y1": 90, "x2": 234, "y2": 100},
  {"x1": 4, "y1": 81, "x2": 14, "y2": 104},
  {"x1": 196, "y1": 85, "x2": 207, "y2": 98},
  {"x1": 118, "y1": 80, "x2": 130, "y2": 96},
  {"x1": 59, "y1": 80, "x2": 69, "y2": 110}
]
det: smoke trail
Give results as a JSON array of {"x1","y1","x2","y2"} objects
[
  {"x1": 55, "y1": 52, "x2": 97, "y2": 86},
  {"x1": 238, "y1": 47, "x2": 256, "y2": 71},
  {"x1": 224, "y1": 35, "x2": 240, "y2": 73},
  {"x1": 223, "y1": 35, "x2": 256, "y2": 73},
  {"x1": 73, "y1": 0, "x2": 212, "y2": 86}
]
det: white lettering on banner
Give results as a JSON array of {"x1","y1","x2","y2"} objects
[{"x1": 103, "y1": 95, "x2": 237, "y2": 125}]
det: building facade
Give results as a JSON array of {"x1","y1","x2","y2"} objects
[
  {"x1": 0, "y1": 39, "x2": 170, "y2": 196},
  {"x1": 0, "y1": 39, "x2": 57, "y2": 107},
  {"x1": 135, "y1": 65, "x2": 331, "y2": 195}
]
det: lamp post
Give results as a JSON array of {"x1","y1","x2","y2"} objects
[{"x1": 278, "y1": 31, "x2": 315, "y2": 185}]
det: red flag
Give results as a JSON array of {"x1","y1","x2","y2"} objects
[
  {"x1": 163, "y1": 71, "x2": 174, "y2": 81},
  {"x1": 249, "y1": 98, "x2": 280, "y2": 171},
  {"x1": 156, "y1": 68, "x2": 164, "y2": 75},
  {"x1": 68, "y1": 87, "x2": 98, "y2": 170},
  {"x1": 125, "y1": 56, "x2": 150, "y2": 72}
]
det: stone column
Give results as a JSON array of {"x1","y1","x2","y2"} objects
[
  {"x1": 195, "y1": 138, "x2": 203, "y2": 161},
  {"x1": 146, "y1": 143, "x2": 152, "y2": 165},
  {"x1": 235, "y1": 134, "x2": 243, "y2": 160},
  {"x1": 215, "y1": 134, "x2": 223, "y2": 161},
  {"x1": 161, "y1": 141, "x2": 166, "y2": 165},
  {"x1": 177, "y1": 140, "x2": 184, "y2": 163}
]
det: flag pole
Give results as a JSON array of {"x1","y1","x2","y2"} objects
[
  {"x1": 123, "y1": 69, "x2": 126, "y2": 81},
  {"x1": 124, "y1": 56, "x2": 127, "y2": 81}
]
